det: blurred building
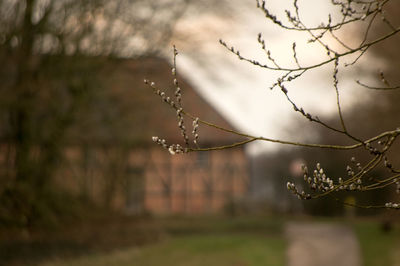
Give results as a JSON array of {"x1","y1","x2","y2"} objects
[{"x1": 58, "y1": 57, "x2": 250, "y2": 215}]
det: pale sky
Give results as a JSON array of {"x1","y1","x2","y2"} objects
[{"x1": 168, "y1": 0, "x2": 384, "y2": 155}]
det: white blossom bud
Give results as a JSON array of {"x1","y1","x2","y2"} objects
[{"x1": 168, "y1": 146, "x2": 176, "y2": 155}]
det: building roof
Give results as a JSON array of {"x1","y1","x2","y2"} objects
[{"x1": 79, "y1": 56, "x2": 245, "y2": 148}]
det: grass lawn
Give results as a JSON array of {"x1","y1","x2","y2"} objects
[
  {"x1": 41, "y1": 234, "x2": 285, "y2": 266},
  {"x1": 39, "y1": 216, "x2": 286, "y2": 266},
  {"x1": 4, "y1": 213, "x2": 400, "y2": 266},
  {"x1": 352, "y1": 219, "x2": 400, "y2": 266}
]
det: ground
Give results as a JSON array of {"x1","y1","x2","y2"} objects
[
  {"x1": 1, "y1": 214, "x2": 399, "y2": 266},
  {"x1": 286, "y1": 222, "x2": 361, "y2": 266}
]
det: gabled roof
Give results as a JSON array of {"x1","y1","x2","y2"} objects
[{"x1": 93, "y1": 56, "x2": 245, "y2": 148}]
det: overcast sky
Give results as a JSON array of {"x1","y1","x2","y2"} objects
[{"x1": 168, "y1": 0, "x2": 384, "y2": 155}]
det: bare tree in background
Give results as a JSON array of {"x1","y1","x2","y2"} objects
[
  {"x1": 148, "y1": 0, "x2": 400, "y2": 209},
  {"x1": 0, "y1": 0, "x2": 191, "y2": 226}
]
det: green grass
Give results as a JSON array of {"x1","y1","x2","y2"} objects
[
  {"x1": 39, "y1": 216, "x2": 286, "y2": 266},
  {"x1": 11, "y1": 213, "x2": 400, "y2": 266},
  {"x1": 353, "y1": 220, "x2": 400, "y2": 266},
  {"x1": 41, "y1": 234, "x2": 285, "y2": 266}
]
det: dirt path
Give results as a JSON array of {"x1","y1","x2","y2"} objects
[{"x1": 285, "y1": 222, "x2": 361, "y2": 266}]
